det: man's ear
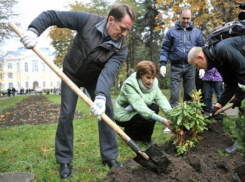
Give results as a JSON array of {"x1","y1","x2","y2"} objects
[
  {"x1": 108, "y1": 16, "x2": 114, "y2": 23},
  {"x1": 197, "y1": 55, "x2": 204, "y2": 61}
]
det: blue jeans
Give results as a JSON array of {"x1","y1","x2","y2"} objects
[
  {"x1": 202, "y1": 81, "x2": 223, "y2": 113},
  {"x1": 170, "y1": 65, "x2": 196, "y2": 107}
]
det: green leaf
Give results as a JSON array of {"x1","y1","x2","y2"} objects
[
  {"x1": 177, "y1": 115, "x2": 183, "y2": 125},
  {"x1": 183, "y1": 122, "x2": 190, "y2": 130}
]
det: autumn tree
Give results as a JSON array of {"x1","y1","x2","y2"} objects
[
  {"x1": 155, "y1": 0, "x2": 243, "y2": 38},
  {"x1": 136, "y1": 0, "x2": 163, "y2": 66},
  {"x1": 0, "y1": 0, "x2": 18, "y2": 45}
]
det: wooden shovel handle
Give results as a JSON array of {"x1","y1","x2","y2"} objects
[
  {"x1": 8, "y1": 22, "x2": 149, "y2": 159},
  {"x1": 214, "y1": 103, "x2": 233, "y2": 115}
]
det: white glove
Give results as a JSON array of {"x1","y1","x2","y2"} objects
[
  {"x1": 160, "y1": 66, "x2": 166, "y2": 77},
  {"x1": 199, "y1": 69, "x2": 205, "y2": 79},
  {"x1": 20, "y1": 30, "x2": 38, "y2": 49},
  {"x1": 90, "y1": 95, "x2": 106, "y2": 120},
  {"x1": 238, "y1": 83, "x2": 245, "y2": 90}
]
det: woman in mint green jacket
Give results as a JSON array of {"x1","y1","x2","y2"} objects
[{"x1": 114, "y1": 60, "x2": 172, "y2": 143}]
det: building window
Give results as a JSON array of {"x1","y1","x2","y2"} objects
[
  {"x1": 9, "y1": 82, "x2": 13, "y2": 88},
  {"x1": 0, "y1": 73, "x2": 2, "y2": 79},
  {"x1": 26, "y1": 82, "x2": 29, "y2": 88},
  {"x1": 25, "y1": 62, "x2": 28, "y2": 72},
  {"x1": 43, "y1": 81, "x2": 46, "y2": 87},
  {"x1": 8, "y1": 63, "x2": 12, "y2": 69},
  {"x1": 17, "y1": 82, "x2": 20, "y2": 88},
  {"x1": 32, "y1": 60, "x2": 38, "y2": 72},
  {"x1": 57, "y1": 81, "x2": 61, "y2": 87},
  {"x1": 0, "y1": 64, "x2": 2, "y2": 69},
  {"x1": 50, "y1": 81, "x2": 53, "y2": 87},
  {"x1": 8, "y1": 73, "x2": 13, "y2": 78},
  {"x1": 42, "y1": 63, "x2": 45, "y2": 72},
  {"x1": 17, "y1": 63, "x2": 20, "y2": 72}
]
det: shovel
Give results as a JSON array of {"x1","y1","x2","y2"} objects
[{"x1": 9, "y1": 22, "x2": 170, "y2": 173}]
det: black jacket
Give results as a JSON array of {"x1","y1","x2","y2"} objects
[{"x1": 203, "y1": 35, "x2": 245, "y2": 106}]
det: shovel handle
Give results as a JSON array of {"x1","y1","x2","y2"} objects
[
  {"x1": 9, "y1": 22, "x2": 149, "y2": 160},
  {"x1": 214, "y1": 103, "x2": 233, "y2": 115},
  {"x1": 210, "y1": 103, "x2": 233, "y2": 117}
]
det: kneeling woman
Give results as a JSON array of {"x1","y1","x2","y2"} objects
[{"x1": 114, "y1": 60, "x2": 172, "y2": 143}]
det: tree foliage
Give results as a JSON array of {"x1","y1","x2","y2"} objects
[
  {"x1": 156, "y1": 0, "x2": 243, "y2": 38},
  {"x1": 0, "y1": 0, "x2": 18, "y2": 45}
]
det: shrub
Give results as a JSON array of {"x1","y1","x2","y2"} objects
[{"x1": 166, "y1": 90, "x2": 213, "y2": 155}]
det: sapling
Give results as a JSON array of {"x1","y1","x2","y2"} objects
[{"x1": 166, "y1": 90, "x2": 212, "y2": 155}]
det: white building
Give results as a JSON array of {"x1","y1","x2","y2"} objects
[{"x1": 1, "y1": 47, "x2": 61, "y2": 92}]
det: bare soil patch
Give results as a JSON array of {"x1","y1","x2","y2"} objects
[
  {"x1": 0, "y1": 95, "x2": 83, "y2": 126},
  {"x1": 99, "y1": 122, "x2": 245, "y2": 182}
]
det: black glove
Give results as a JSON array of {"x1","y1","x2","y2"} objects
[
  {"x1": 211, "y1": 106, "x2": 221, "y2": 117},
  {"x1": 229, "y1": 98, "x2": 242, "y2": 109}
]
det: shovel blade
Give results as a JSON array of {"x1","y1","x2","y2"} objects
[{"x1": 133, "y1": 145, "x2": 170, "y2": 174}]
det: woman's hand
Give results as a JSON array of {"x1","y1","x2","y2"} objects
[{"x1": 162, "y1": 119, "x2": 177, "y2": 135}]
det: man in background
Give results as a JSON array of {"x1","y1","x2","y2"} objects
[{"x1": 159, "y1": 7, "x2": 204, "y2": 108}]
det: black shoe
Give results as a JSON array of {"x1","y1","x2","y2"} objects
[
  {"x1": 102, "y1": 160, "x2": 123, "y2": 168},
  {"x1": 225, "y1": 143, "x2": 238, "y2": 154},
  {"x1": 59, "y1": 163, "x2": 72, "y2": 180}
]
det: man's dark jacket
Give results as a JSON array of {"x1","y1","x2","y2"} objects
[
  {"x1": 28, "y1": 10, "x2": 127, "y2": 96},
  {"x1": 160, "y1": 20, "x2": 204, "y2": 68},
  {"x1": 203, "y1": 35, "x2": 245, "y2": 106}
]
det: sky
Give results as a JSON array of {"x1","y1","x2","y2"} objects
[{"x1": 1, "y1": 0, "x2": 91, "y2": 54}]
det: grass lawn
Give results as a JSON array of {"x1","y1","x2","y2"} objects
[{"x1": 0, "y1": 94, "x2": 172, "y2": 182}]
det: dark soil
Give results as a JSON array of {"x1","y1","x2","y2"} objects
[
  {"x1": 99, "y1": 122, "x2": 245, "y2": 182},
  {"x1": 1, "y1": 96, "x2": 244, "y2": 182},
  {"x1": 0, "y1": 95, "x2": 83, "y2": 126}
]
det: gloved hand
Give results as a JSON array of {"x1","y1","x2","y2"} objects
[
  {"x1": 229, "y1": 98, "x2": 242, "y2": 109},
  {"x1": 238, "y1": 83, "x2": 245, "y2": 90},
  {"x1": 199, "y1": 69, "x2": 205, "y2": 79},
  {"x1": 211, "y1": 105, "x2": 221, "y2": 117},
  {"x1": 20, "y1": 30, "x2": 38, "y2": 49},
  {"x1": 160, "y1": 66, "x2": 166, "y2": 77},
  {"x1": 90, "y1": 95, "x2": 106, "y2": 120}
]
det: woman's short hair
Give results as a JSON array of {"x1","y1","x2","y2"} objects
[{"x1": 136, "y1": 60, "x2": 159, "y2": 79}]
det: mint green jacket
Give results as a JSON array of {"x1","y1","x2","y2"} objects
[{"x1": 114, "y1": 73, "x2": 171, "y2": 122}]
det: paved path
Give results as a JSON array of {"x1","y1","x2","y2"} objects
[{"x1": 224, "y1": 107, "x2": 238, "y2": 117}]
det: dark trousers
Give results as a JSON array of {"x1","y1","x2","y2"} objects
[
  {"x1": 55, "y1": 80, "x2": 118, "y2": 164},
  {"x1": 116, "y1": 103, "x2": 159, "y2": 142}
]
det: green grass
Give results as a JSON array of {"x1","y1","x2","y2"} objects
[
  {"x1": 0, "y1": 94, "x2": 172, "y2": 182},
  {"x1": 0, "y1": 95, "x2": 28, "y2": 111}
]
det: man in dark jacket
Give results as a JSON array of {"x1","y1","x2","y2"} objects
[
  {"x1": 188, "y1": 35, "x2": 245, "y2": 154},
  {"x1": 159, "y1": 7, "x2": 204, "y2": 108},
  {"x1": 20, "y1": 4, "x2": 135, "y2": 179}
]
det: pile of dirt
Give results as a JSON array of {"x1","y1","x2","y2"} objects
[
  {"x1": 0, "y1": 95, "x2": 83, "y2": 126},
  {"x1": 99, "y1": 123, "x2": 245, "y2": 182}
]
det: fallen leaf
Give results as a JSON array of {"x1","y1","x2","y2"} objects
[{"x1": 38, "y1": 147, "x2": 50, "y2": 152}]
